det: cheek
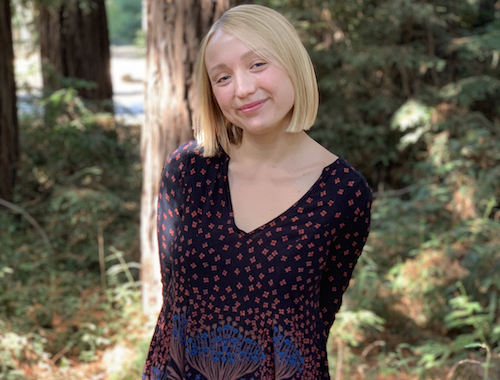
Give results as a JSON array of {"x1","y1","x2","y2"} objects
[
  {"x1": 287, "y1": 87, "x2": 295, "y2": 108},
  {"x1": 212, "y1": 88, "x2": 232, "y2": 110},
  {"x1": 282, "y1": 80, "x2": 295, "y2": 109},
  {"x1": 281, "y1": 75, "x2": 295, "y2": 98},
  {"x1": 275, "y1": 82, "x2": 295, "y2": 111}
]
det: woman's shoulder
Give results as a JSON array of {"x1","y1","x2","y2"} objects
[
  {"x1": 332, "y1": 157, "x2": 367, "y2": 180},
  {"x1": 167, "y1": 140, "x2": 203, "y2": 165},
  {"x1": 327, "y1": 157, "x2": 373, "y2": 201},
  {"x1": 163, "y1": 140, "x2": 225, "y2": 177},
  {"x1": 165, "y1": 140, "x2": 212, "y2": 169}
]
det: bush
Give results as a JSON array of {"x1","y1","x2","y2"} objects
[
  {"x1": 0, "y1": 88, "x2": 143, "y2": 378},
  {"x1": 257, "y1": 0, "x2": 500, "y2": 378}
]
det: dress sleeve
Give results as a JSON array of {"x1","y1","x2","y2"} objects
[
  {"x1": 320, "y1": 178, "x2": 373, "y2": 333},
  {"x1": 157, "y1": 148, "x2": 186, "y2": 302}
]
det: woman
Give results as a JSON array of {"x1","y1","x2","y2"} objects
[{"x1": 143, "y1": 4, "x2": 372, "y2": 380}]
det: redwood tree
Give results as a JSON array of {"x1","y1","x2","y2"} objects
[
  {"x1": 38, "y1": 0, "x2": 112, "y2": 101},
  {"x1": 0, "y1": 0, "x2": 18, "y2": 202},
  {"x1": 141, "y1": 0, "x2": 245, "y2": 314}
]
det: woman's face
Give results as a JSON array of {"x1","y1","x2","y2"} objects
[{"x1": 204, "y1": 30, "x2": 295, "y2": 138}]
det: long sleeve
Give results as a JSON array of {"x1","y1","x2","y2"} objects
[
  {"x1": 143, "y1": 143, "x2": 192, "y2": 380},
  {"x1": 157, "y1": 147, "x2": 186, "y2": 302},
  {"x1": 144, "y1": 150, "x2": 369, "y2": 379},
  {"x1": 320, "y1": 177, "x2": 373, "y2": 333}
]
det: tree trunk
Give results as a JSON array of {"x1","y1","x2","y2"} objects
[
  {"x1": 477, "y1": 0, "x2": 495, "y2": 26},
  {"x1": 0, "y1": 0, "x2": 18, "y2": 202},
  {"x1": 38, "y1": 0, "x2": 113, "y2": 101},
  {"x1": 140, "y1": 0, "x2": 245, "y2": 314}
]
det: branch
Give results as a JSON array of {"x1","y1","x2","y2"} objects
[
  {"x1": 0, "y1": 197, "x2": 55, "y2": 255},
  {"x1": 373, "y1": 185, "x2": 414, "y2": 198},
  {"x1": 446, "y1": 359, "x2": 484, "y2": 380}
]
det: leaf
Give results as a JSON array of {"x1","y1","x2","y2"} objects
[{"x1": 465, "y1": 343, "x2": 486, "y2": 350}]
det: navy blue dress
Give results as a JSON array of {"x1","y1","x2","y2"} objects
[{"x1": 143, "y1": 141, "x2": 372, "y2": 380}]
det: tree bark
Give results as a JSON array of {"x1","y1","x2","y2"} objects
[
  {"x1": 140, "y1": 0, "x2": 245, "y2": 314},
  {"x1": 0, "y1": 0, "x2": 18, "y2": 202},
  {"x1": 38, "y1": 0, "x2": 113, "y2": 101}
]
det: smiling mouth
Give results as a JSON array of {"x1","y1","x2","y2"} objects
[{"x1": 239, "y1": 100, "x2": 266, "y2": 113}]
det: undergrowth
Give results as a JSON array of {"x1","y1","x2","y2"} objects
[
  {"x1": 4, "y1": 2, "x2": 500, "y2": 377},
  {"x1": 3, "y1": 83, "x2": 499, "y2": 380},
  {"x1": 0, "y1": 89, "x2": 150, "y2": 380}
]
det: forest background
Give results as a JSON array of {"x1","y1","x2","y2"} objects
[{"x1": 1, "y1": 0, "x2": 499, "y2": 379}]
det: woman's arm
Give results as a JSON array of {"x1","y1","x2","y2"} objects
[
  {"x1": 157, "y1": 145, "x2": 189, "y2": 306},
  {"x1": 320, "y1": 179, "x2": 373, "y2": 333}
]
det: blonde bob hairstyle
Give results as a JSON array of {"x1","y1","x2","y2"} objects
[{"x1": 193, "y1": 4, "x2": 319, "y2": 157}]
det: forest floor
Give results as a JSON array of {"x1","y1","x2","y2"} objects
[{"x1": 12, "y1": 45, "x2": 153, "y2": 380}]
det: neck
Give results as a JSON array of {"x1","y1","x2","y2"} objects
[{"x1": 229, "y1": 131, "x2": 307, "y2": 167}]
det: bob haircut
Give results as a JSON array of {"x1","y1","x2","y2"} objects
[{"x1": 193, "y1": 4, "x2": 319, "y2": 157}]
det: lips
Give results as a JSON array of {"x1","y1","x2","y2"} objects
[{"x1": 239, "y1": 100, "x2": 266, "y2": 113}]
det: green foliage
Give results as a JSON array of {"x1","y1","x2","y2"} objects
[
  {"x1": 106, "y1": 0, "x2": 142, "y2": 45},
  {"x1": 0, "y1": 88, "x2": 143, "y2": 378},
  {"x1": 258, "y1": 0, "x2": 500, "y2": 378},
  {"x1": 259, "y1": 0, "x2": 500, "y2": 186},
  {"x1": 5, "y1": 0, "x2": 500, "y2": 378}
]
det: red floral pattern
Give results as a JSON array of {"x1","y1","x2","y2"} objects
[{"x1": 143, "y1": 141, "x2": 372, "y2": 380}]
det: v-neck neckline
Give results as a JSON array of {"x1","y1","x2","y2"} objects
[{"x1": 220, "y1": 150, "x2": 342, "y2": 236}]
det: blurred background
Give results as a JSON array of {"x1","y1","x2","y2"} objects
[{"x1": 0, "y1": 0, "x2": 499, "y2": 379}]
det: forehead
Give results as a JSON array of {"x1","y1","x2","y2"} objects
[
  {"x1": 205, "y1": 29, "x2": 279, "y2": 71},
  {"x1": 205, "y1": 30, "x2": 255, "y2": 66}
]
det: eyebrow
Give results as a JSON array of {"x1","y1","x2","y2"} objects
[{"x1": 208, "y1": 50, "x2": 260, "y2": 75}]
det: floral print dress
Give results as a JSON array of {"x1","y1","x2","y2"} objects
[{"x1": 143, "y1": 141, "x2": 372, "y2": 380}]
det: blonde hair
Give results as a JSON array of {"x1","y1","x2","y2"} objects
[{"x1": 193, "y1": 4, "x2": 319, "y2": 157}]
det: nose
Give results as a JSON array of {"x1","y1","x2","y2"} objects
[{"x1": 234, "y1": 71, "x2": 256, "y2": 98}]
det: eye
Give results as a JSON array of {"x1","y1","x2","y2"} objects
[
  {"x1": 252, "y1": 62, "x2": 267, "y2": 69},
  {"x1": 214, "y1": 75, "x2": 230, "y2": 84}
]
